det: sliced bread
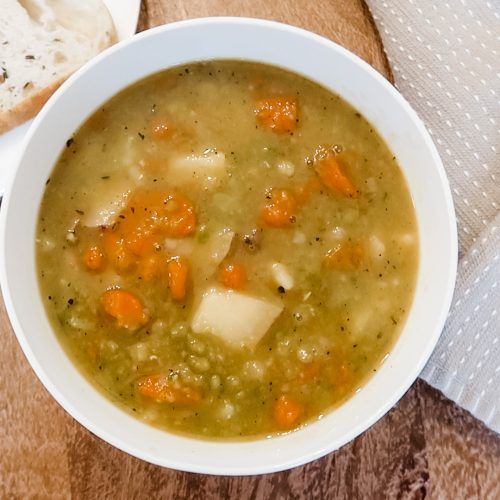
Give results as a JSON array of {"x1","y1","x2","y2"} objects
[{"x1": 0, "y1": 0, "x2": 117, "y2": 134}]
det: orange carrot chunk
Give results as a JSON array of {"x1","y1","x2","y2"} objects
[
  {"x1": 219, "y1": 262, "x2": 248, "y2": 290},
  {"x1": 298, "y1": 361, "x2": 321, "y2": 383},
  {"x1": 103, "y1": 189, "x2": 195, "y2": 259},
  {"x1": 325, "y1": 242, "x2": 364, "y2": 269},
  {"x1": 261, "y1": 188, "x2": 297, "y2": 228},
  {"x1": 138, "y1": 374, "x2": 201, "y2": 404},
  {"x1": 137, "y1": 254, "x2": 165, "y2": 282},
  {"x1": 255, "y1": 96, "x2": 298, "y2": 133},
  {"x1": 332, "y1": 362, "x2": 352, "y2": 397},
  {"x1": 101, "y1": 289, "x2": 149, "y2": 330},
  {"x1": 295, "y1": 176, "x2": 322, "y2": 204},
  {"x1": 102, "y1": 229, "x2": 135, "y2": 272},
  {"x1": 167, "y1": 257, "x2": 189, "y2": 301},
  {"x1": 314, "y1": 149, "x2": 357, "y2": 197},
  {"x1": 127, "y1": 190, "x2": 196, "y2": 238},
  {"x1": 83, "y1": 245, "x2": 105, "y2": 271},
  {"x1": 274, "y1": 394, "x2": 303, "y2": 429},
  {"x1": 124, "y1": 229, "x2": 157, "y2": 257},
  {"x1": 97, "y1": 190, "x2": 197, "y2": 279},
  {"x1": 161, "y1": 193, "x2": 197, "y2": 237},
  {"x1": 150, "y1": 118, "x2": 171, "y2": 139}
]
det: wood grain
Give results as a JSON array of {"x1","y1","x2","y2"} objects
[
  {"x1": 0, "y1": 1, "x2": 498, "y2": 498},
  {"x1": 136, "y1": 0, "x2": 393, "y2": 81}
]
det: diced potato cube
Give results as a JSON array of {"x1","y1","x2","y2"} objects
[
  {"x1": 81, "y1": 180, "x2": 131, "y2": 227},
  {"x1": 329, "y1": 226, "x2": 346, "y2": 241},
  {"x1": 369, "y1": 235, "x2": 385, "y2": 259},
  {"x1": 292, "y1": 231, "x2": 306, "y2": 244},
  {"x1": 206, "y1": 230, "x2": 234, "y2": 266},
  {"x1": 270, "y1": 262, "x2": 294, "y2": 290},
  {"x1": 169, "y1": 150, "x2": 226, "y2": 189},
  {"x1": 276, "y1": 160, "x2": 295, "y2": 177},
  {"x1": 165, "y1": 230, "x2": 234, "y2": 282},
  {"x1": 192, "y1": 230, "x2": 234, "y2": 282},
  {"x1": 164, "y1": 238, "x2": 195, "y2": 257},
  {"x1": 191, "y1": 287, "x2": 283, "y2": 348}
]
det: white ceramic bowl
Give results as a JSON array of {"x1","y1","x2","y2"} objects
[{"x1": 0, "y1": 18, "x2": 457, "y2": 475}]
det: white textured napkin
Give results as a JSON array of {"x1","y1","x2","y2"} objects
[{"x1": 366, "y1": 0, "x2": 500, "y2": 432}]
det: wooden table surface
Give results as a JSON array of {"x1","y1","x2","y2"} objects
[{"x1": 1, "y1": 1, "x2": 499, "y2": 498}]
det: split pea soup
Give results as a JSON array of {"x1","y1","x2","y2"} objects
[{"x1": 36, "y1": 60, "x2": 418, "y2": 439}]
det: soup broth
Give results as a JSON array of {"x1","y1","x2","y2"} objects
[{"x1": 36, "y1": 61, "x2": 418, "y2": 438}]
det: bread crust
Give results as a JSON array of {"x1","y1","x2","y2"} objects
[{"x1": 0, "y1": 74, "x2": 70, "y2": 134}]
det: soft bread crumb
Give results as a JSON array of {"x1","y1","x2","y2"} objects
[{"x1": 0, "y1": 0, "x2": 117, "y2": 133}]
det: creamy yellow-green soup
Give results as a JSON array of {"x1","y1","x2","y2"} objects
[{"x1": 36, "y1": 61, "x2": 418, "y2": 439}]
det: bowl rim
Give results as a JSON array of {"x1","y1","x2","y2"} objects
[{"x1": 0, "y1": 16, "x2": 458, "y2": 475}]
